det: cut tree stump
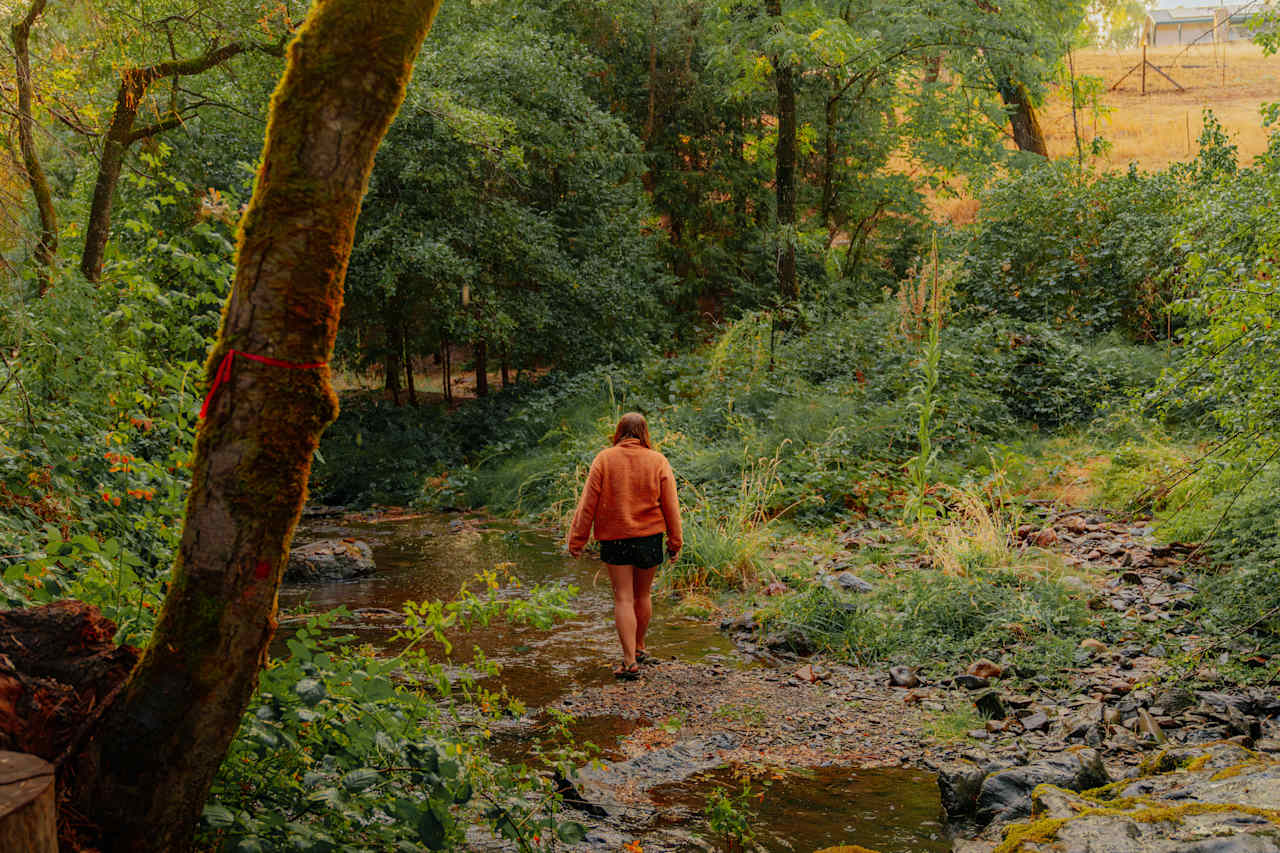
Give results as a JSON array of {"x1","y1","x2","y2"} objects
[{"x1": 0, "y1": 751, "x2": 56, "y2": 852}]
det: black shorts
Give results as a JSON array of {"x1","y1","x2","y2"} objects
[{"x1": 599, "y1": 533, "x2": 664, "y2": 570}]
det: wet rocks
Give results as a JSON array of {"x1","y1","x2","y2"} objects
[
  {"x1": 285, "y1": 539, "x2": 375, "y2": 582},
  {"x1": 996, "y1": 743, "x2": 1280, "y2": 852},
  {"x1": 579, "y1": 732, "x2": 742, "y2": 798},
  {"x1": 938, "y1": 749, "x2": 1109, "y2": 830}
]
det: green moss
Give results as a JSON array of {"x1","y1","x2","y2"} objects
[
  {"x1": 993, "y1": 817, "x2": 1067, "y2": 853},
  {"x1": 1210, "y1": 762, "x2": 1257, "y2": 782}
]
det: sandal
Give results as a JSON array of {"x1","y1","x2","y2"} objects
[
  {"x1": 613, "y1": 662, "x2": 642, "y2": 681},
  {"x1": 635, "y1": 650, "x2": 656, "y2": 666}
]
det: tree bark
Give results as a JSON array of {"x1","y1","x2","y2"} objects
[
  {"x1": 403, "y1": 322, "x2": 416, "y2": 406},
  {"x1": 67, "y1": 2, "x2": 441, "y2": 850},
  {"x1": 79, "y1": 40, "x2": 284, "y2": 282},
  {"x1": 441, "y1": 339, "x2": 452, "y2": 405},
  {"x1": 11, "y1": 0, "x2": 57, "y2": 291},
  {"x1": 821, "y1": 91, "x2": 838, "y2": 242},
  {"x1": 767, "y1": 0, "x2": 798, "y2": 302},
  {"x1": 474, "y1": 339, "x2": 488, "y2": 397},
  {"x1": 385, "y1": 299, "x2": 403, "y2": 405},
  {"x1": 996, "y1": 75, "x2": 1049, "y2": 157},
  {"x1": 500, "y1": 351, "x2": 511, "y2": 389}
]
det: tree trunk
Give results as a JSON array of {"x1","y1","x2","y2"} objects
[
  {"x1": 0, "y1": 752, "x2": 56, "y2": 853},
  {"x1": 501, "y1": 351, "x2": 511, "y2": 389},
  {"x1": 11, "y1": 0, "x2": 57, "y2": 291},
  {"x1": 385, "y1": 302, "x2": 403, "y2": 405},
  {"x1": 441, "y1": 339, "x2": 452, "y2": 405},
  {"x1": 923, "y1": 54, "x2": 943, "y2": 84},
  {"x1": 403, "y1": 323, "x2": 416, "y2": 406},
  {"x1": 67, "y1": 2, "x2": 441, "y2": 850},
  {"x1": 79, "y1": 79, "x2": 137, "y2": 282},
  {"x1": 474, "y1": 339, "x2": 488, "y2": 397},
  {"x1": 385, "y1": 346, "x2": 402, "y2": 404},
  {"x1": 768, "y1": 0, "x2": 798, "y2": 302},
  {"x1": 79, "y1": 42, "x2": 283, "y2": 281},
  {"x1": 996, "y1": 75, "x2": 1049, "y2": 157},
  {"x1": 821, "y1": 91, "x2": 838, "y2": 243}
]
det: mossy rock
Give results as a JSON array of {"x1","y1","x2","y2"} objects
[{"x1": 994, "y1": 745, "x2": 1280, "y2": 852}]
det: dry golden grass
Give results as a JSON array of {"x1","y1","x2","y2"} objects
[{"x1": 1044, "y1": 43, "x2": 1280, "y2": 171}]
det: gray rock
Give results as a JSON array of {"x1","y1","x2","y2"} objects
[
  {"x1": 956, "y1": 674, "x2": 991, "y2": 690},
  {"x1": 1017, "y1": 711, "x2": 1049, "y2": 733},
  {"x1": 285, "y1": 539, "x2": 375, "y2": 582},
  {"x1": 835, "y1": 571, "x2": 874, "y2": 593},
  {"x1": 975, "y1": 690, "x2": 1007, "y2": 720},
  {"x1": 1136, "y1": 708, "x2": 1167, "y2": 744},
  {"x1": 973, "y1": 748, "x2": 1109, "y2": 827},
  {"x1": 763, "y1": 628, "x2": 814, "y2": 656}
]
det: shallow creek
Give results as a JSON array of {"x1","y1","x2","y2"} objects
[{"x1": 280, "y1": 512, "x2": 947, "y2": 852}]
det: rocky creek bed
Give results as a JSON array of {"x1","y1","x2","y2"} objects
[{"x1": 283, "y1": 507, "x2": 1279, "y2": 851}]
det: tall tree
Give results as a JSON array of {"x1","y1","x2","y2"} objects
[
  {"x1": 67, "y1": 1, "x2": 442, "y2": 849},
  {"x1": 766, "y1": 0, "x2": 798, "y2": 301},
  {"x1": 80, "y1": 37, "x2": 286, "y2": 281},
  {"x1": 10, "y1": 0, "x2": 57, "y2": 289}
]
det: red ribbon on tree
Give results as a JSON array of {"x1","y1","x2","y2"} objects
[{"x1": 199, "y1": 349, "x2": 328, "y2": 419}]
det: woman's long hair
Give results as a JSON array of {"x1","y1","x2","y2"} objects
[{"x1": 612, "y1": 412, "x2": 652, "y2": 448}]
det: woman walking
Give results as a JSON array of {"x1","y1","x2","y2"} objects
[{"x1": 568, "y1": 412, "x2": 682, "y2": 680}]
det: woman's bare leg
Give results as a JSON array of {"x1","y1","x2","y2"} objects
[
  {"x1": 607, "y1": 563, "x2": 638, "y2": 666},
  {"x1": 633, "y1": 566, "x2": 656, "y2": 656}
]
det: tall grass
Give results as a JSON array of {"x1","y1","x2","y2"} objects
[
  {"x1": 921, "y1": 486, "x2": 1024, "y2": 577},
  {"x1": 662, "y1": 447, "x2": 788, "y2": 593}
]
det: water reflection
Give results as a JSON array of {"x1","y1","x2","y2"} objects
[{"x1": 279, "y1": 512, "x2": 946, "y2": 851}]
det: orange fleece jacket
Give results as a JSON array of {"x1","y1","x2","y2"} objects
[{"x1": 567, "y1": 438, "x2": 683, "y2": 554}]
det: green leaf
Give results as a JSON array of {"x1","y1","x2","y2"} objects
[
  {"x1": 416, "y1": 810, "x2": 446, "y2": 850},
  {"x1": 557, "y1": 821, "x2": 588, "y2": 844},
  {"x1": 201, "y1": 803, "x2": 235, "y2": 829},
  {"x1": 294, "y1": 678, "x2": 327, "y2": 705},
  {"x1": 340, "y1": 767, "x2": 381, "y2": 792}
]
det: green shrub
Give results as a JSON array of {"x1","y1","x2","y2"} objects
[{"x1": 961, "y1": 159, "x2": 1183, "y2": 337}]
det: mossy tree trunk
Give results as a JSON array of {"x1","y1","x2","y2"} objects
[
  {"x1": 996, "y1": 75, "x2": 1049, "y2": 157},
  {"x1": 11, "y1": 0, "x2": 57, "y2": 291},
  {"x1": 68, "y1": 1, "x2": 442, "y2": 850}
]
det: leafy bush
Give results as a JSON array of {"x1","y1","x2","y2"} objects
[
  {"x1": 203, "y1": 580, "x2": 589, "y2": 852},
  {"x1": 961, "y1": 159, "x2": 1183, "y2": 337}
]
